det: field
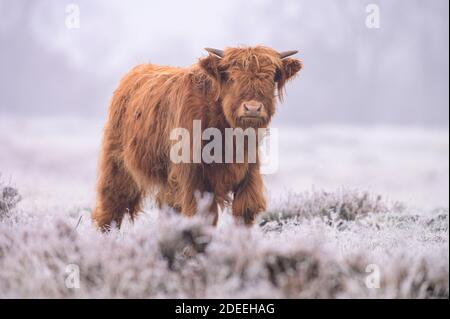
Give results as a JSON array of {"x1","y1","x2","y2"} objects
[{"x1": 0, "y1": 117, "x2": 448, "y2": 298}]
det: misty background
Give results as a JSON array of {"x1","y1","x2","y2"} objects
[
  {"x1": 1, "y1": 1, "x2": 449, "y2": 300},
  {"x1": 0, "y1": 0, "x2": 448, "y2": 211},
  {"x1": 0, "y1": 0, "x2": 448, "y2": 126}
]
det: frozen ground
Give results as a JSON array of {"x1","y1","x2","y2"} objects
[{"x1": 0, "y1": 117, "x2": 448, "y2": 298}]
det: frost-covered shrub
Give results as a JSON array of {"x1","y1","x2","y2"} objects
[
  {"x1": 158, "y1": 217, "x2": 211, "y2": 270},
  {"x1": 0, "y1": 177, "x2": 21, "y2": 220},
  {"x1": 0, "y1": 188, "x2": 447, "y2": 298},
  {"x1": 262, "y1": 249, "x2": 344, "y2": 298},
  {"x1": 260, "y1": 188, "x2": 404, "y2": 228}
]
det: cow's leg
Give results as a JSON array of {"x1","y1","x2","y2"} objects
[
  {"x1": 92, "y1": 155, "x2": 143, "y2": 231},
  {"x1": 207, "y1": 198, "x2": 219, "y2": 226},
  {"x1": 232, "y1": 166, "x2": 266, "y2": 225},
  {"x1": 158, "y1": 188, "x2": 219, "y2": 226},
  {"x1": 155, "y1": 187, "x2": 181, "y2": 212},
  {"x1": 168, "y1": 163, "x2": 215, "y2": 219},
  {"x1": 178, "y1": 190, "x2": 219, "y2": 226},
  {"x1": 155, "y1": 189, "x2": 167, "y2": 209}
]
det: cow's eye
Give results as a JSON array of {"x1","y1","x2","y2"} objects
[
  {"x1": 220, "y1": 71, "x2": 229, "y2": 82},
  {"x1": 274, "y1": 68, "x2": 282, "y2": 82}
]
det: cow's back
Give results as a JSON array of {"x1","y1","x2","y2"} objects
[{"x1": 106, "y1": 63, "x2": 191, "y2": 188}]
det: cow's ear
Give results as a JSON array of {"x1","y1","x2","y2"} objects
[
  {"x1": 195, "y1": 55, "x2": 222, "y2": 100},
  {"x1": 275, "y1": 58, "x2": 302, "y2": 83},
  {"x1": 275, "y1": 58, "x2": 302, "y2": 100},
  {"x1": 199, "y1": 55, "x2": 221, "y2": 82}
]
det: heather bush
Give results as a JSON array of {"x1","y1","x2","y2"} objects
[
  {"x1": 0, "y1": 176, "x2": 21, "y2": 220},
  {"x1": 0, "y1": 188, "x2": 447, "y2": 298},
  {"x1": 260, "y1": 188, "x2": 405, "y2": 231}
]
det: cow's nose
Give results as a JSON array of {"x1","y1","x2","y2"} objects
[{"x1": 243, "y1": 101, "x2": 263, "y2": 116}]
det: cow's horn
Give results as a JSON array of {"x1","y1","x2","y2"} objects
[
  {"x1": 205, "y1": 47, "x2": 224, "y2": 58},
  {"x1": 279, "y1": 50, "x2": 299, "y2": 59}
]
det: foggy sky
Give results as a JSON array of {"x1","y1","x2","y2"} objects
[{"x1": 0, "y1": 0, "x2": 448, "y2": 127}]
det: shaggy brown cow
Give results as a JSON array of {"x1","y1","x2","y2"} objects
[{"x1": 92, "y1": 46, "x2": 302, "y2": 230}]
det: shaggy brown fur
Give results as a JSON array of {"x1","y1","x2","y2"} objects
[{"x1": 92, "y1": 46, "x2": 302, "y2": 230}]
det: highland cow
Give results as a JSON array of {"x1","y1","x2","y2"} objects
[{"x1": 92, "y1": 46, "x2": 302, "y2": 230}]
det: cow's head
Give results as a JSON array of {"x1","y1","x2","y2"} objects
[{"x1": 199, "y1": 46, "x2": 302, "y2": 129}]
